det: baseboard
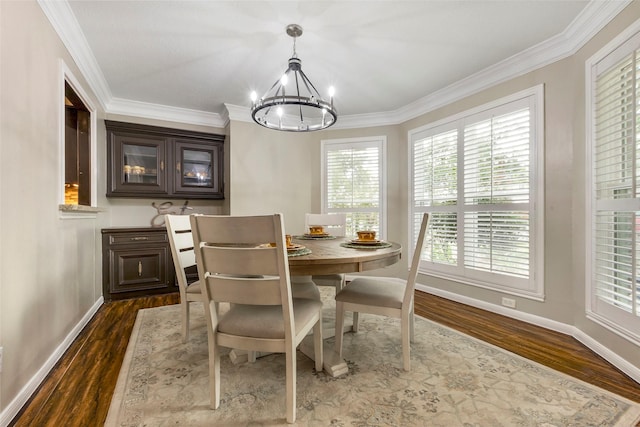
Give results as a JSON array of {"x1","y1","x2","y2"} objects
[
  {"x1": 0, "y1": 297, "x2": 104, "y2": 427},
  {"x1": 415, "y1": 283, "x2": 640, "y2": 385}
]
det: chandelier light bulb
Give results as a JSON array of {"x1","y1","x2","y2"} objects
[
  {"x1": 328, "y1": 86, "x2": 335, "y2": 97},
  {"x1": 281, "y1": 74, "x2": 288, "y2": 86},
  {"x1": 250, "y1": 91, "x2": 257, "y2": 102},
  {"x1": 277, "y1": 107, "x2": 284, "y2": 117}
]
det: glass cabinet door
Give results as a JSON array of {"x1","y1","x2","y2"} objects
[
  {"x1": 123, "y1": 143, "x2": 159, "y2": 184},
  {"x1": 111, "y1": 134, "x2": 168, "y2": 195},
  {"x1": 174, "y1": 140, "x2": 222, "y2": 195}
]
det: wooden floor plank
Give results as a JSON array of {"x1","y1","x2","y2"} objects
[{"x1": 9, "y1": 290, "x2": 640, "y2": 426}]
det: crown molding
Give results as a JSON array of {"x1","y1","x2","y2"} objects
[
  {"x1": 37, "y1": 0, "x2": 111, "y2": 110},
  {"x1": 40, "y1": 0, "x2": 630, "y2": 129},
  {"x1": 224, "y1": 104, "x2": 251, "y2": 124},
  {"x1": 108, "y1": 98, "x2": 227, "y2": 128},
  {"x1": 223, "y1": 103, "x2": 401, "y2": 131},
  {"x1": 387, "y1": 0, "x2": 631, "y2": 125}
]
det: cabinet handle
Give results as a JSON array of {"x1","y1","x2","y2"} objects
[
  {"x1": 138, "y1": 261, "x2": 143, "y2": 277},
  {"x1": 130, "y1": 236, "x2": 149, "y2": 241}
]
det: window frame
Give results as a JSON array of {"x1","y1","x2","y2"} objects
[
  {"x1": 59, "y1": 60, "x2": 98, "y2": 209},
  {"x1": 585, "y1": 18, "x2": 640, "y2": 346},
  {"x1": 321, "y1": 136, "x2": 387, "y2": 239},
  {"x1": 409, "y1": 85, "x2": 545, "y2": 300}
]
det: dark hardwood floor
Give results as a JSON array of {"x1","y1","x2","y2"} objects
[{"x1": 9, "y1": 290, "x2": 640, "y2": 426}]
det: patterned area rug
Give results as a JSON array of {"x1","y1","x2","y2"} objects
[{"x1": 106, "y1": 291, "x2": 640, "y2": 426}]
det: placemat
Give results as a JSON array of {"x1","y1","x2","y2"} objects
[
  {"x1": 287, "y1": 248, "x2": 312, "y2": 257},
  {"x1": 294, "y1": 235, "x2": 337, "y2": 240},
  {"x1": 340, "y1": 241, "x2": 392, "y2": 249}
]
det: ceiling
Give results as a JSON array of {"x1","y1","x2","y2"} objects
[{"x1": 51, "y1": 1, "x2": 625, "y2": 128}]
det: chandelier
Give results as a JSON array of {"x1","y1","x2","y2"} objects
[{"x1": 250, "y1": 24, "x2": 337, "y2": 132}]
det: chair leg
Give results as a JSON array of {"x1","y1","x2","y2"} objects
[
  {"x1": 285, "y1": 344, "x2": 296, "y2": 423},
  {"x1": 182, "y1": 299, "x2": 190, "y2": 343},
  {"x1": 248, "y1": 351, "x2": 257, "y2": 363},
  {"x1": 409, "y1": 301, "x2": 415, "y2": 343},
  {"x1": 209, "y1": 331, "x2": 221, "y2": 409},
  {"x1": 313, "y1": 313, "x2": 323, "y2": 372},
  {"x1": 351, "y1": 312, "x2": 359, "y2": 332},
  {"x1": 401, "y1": 310, "x2": 411, "y2": 371},
  {"x1": 334, "y1": 301, "x2": 346, "y2": 357}
]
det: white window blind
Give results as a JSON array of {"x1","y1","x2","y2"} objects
[
  {"x1": 410, "y1": 86, "x2": 543, "y2": 299},
  {"x1": 322, "y1": 137, "x2": 386, "y2": 238},
  {"x1": 587, "y1": 28, "x2": 640, "y2": 343}
]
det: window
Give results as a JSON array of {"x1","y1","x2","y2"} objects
[
  {"x1": 65, "y1": 82, "x2": 91, "y2": 205},
  {"x1": 322, "y1": 137, "x2": 386, "y2": 238},
  {"x1": 60, "y1": 61, "x2": 97, "y2": 208},
  {"x1": 410, "y1": 86, "x2": 544, "y2": 299},
  {"x1": 586, "y1": 25, "x2": 640, "y2": 344}
]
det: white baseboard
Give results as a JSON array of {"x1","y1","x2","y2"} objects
[
  {"x1": 0, "y1": 297, "x2": 104, "y2": 427},
  {"x1": 415, "y1": 283, "x2": 640, "y2": 385}
]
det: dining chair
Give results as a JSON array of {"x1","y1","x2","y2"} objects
[
  {"x1": 334, "y1": 213, "x2": 430, "y2": 371},
  {"x1": 190, "y1": 213, "x2": 323, "y2": 424},
  {"x1": 304, "y1": 213, "x2": 348, "y2": 290},
  {"x1": 165, "y1": 214, "x2": 203, "y2": 343}
]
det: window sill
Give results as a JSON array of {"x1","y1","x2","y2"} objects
[{"x1": 59, "y1": 204, "x2": 105, "y2": 213}]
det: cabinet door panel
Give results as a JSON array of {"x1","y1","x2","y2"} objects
[
  {"x1": 109, "y1": 247, "x2": 169, "y2": 294},
  {"x1": 108, "y1": 133, "x2": 168, "y2": 196},
  {"x1": 173, "y1": 139, "x2": 223, "y2": 197}
]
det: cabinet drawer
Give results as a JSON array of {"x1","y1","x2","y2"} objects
[{"x1": 108, "y1": 232, "x2": 168, "y2": 246}]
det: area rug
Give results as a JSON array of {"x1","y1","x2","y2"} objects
[{"x1": 106, "y1": 292, "x2": 640, "y2": 426}]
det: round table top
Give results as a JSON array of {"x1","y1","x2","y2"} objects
[{"x1": 288, "y1": 236, "x2": 402, "y2": 276}]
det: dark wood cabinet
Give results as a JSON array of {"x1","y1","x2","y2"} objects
[
  {"x1": 102, "y1": 227, "x2": 177, "y2": 301},
  {"x1": 106, "y1": 120, "x2": 224, "y2": 199}
]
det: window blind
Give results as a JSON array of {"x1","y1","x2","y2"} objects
[
  {"x1": 593, "y1": 47, "x2": 640, "y2": 318},
  {"x1": 323, "y1": 138, "x2": 385, "y2": 238},
  {"x1": 410, "y1": 86, "x2": 542, "y2": 298}
]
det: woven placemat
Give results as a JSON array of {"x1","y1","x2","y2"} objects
[
  {"x1": 340, "y1": 241, "x2": 392, "y2": 249},
  {"x1": 294, "y1": 235, "x2": 337, "y2": 240},
  {"x1": 287, "y1": 248, "x2": 312, "y2": 257}
]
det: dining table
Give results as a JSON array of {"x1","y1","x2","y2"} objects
[{"x1": 290, "y1": 235, "x2": 402, "y2": 377}]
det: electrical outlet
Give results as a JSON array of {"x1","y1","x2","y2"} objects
[{"x1": 501, "y1": 297, "x2": 516, "y2": 308}]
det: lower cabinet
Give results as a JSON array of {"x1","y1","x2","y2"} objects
[{"x1": 102, "y1": 227, "x2": 177, "y2": 301}]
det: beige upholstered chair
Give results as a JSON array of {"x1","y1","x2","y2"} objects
[
  {"x1": 165, "y1": 214, "x2": 202, "y2": 343},
  {"x1": 191, "y1": 213, "x2": 323, "y2": 424},
  {"x1": 304, "y1": 213, "x2": 347, "y2": 290},
  {"x1": 334, "y1": 213, "x2": 430, "y2": 371}
]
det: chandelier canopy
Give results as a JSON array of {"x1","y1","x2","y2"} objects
[{"x1": 250, "y1": 24, "x2": 337, "y2": 132}]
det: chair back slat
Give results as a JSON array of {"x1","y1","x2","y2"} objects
[
  {"x1": 191, "y1": 214, "x2": 280, "y2": 245},
  {"x1": 405, "y1": 213, "x2": 430, "y2": 304},
  {"x1": 205, "y1": 275, "x2": 283, "y2": 305},
  {"x1": 305, "y1": 213, "x2": 346, "y2": 237},
  {"x1": 199, "y1": 245, "x2": 280, "y2": 277}
]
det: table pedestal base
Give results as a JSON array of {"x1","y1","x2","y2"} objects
[
  {"x1": 228, "y1": 319, "x2": 354, "y2": 377},
  {"x1": 299, "y1": 335, "x2": 348, "y2": 377}
]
